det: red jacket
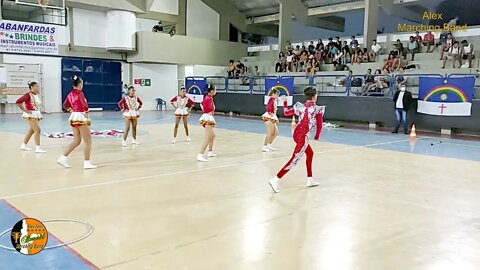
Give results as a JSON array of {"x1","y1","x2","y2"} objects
[
  {"x1": 265, "y1": 97, "x2": 277, "y2": 114},
  {"x1": 63, "y1": 89, "x2": 89, "y2": 112},
  {"x1": 118, "y1": 96, "x2": 143, "y2": 111},
  {"x1": 284, "y1": 101, "x2": 323, "y2": 140},
  {"x1": 16, "y1": 92, "x2": 38, "y2": 111},
  {"x1": 201, "y1": 95, "x2": 215, "y2": 113}
]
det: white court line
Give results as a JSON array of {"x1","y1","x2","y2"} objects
[{"x1": 0, "y1": 138, "x2": 418, "y2": 201}]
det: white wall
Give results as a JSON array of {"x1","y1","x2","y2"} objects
[
  {"x1": 132, "y1": 64, "x2": 178, "y2": 110},
  {"x1": 72, "y1": 8, "x2": 106, "y2": 48},
  {"x1": 186, "y1": 0, "x2": 219, "y2": 40},
  {"x1": 3, "y1": 54, "x2": 62, "y2": 113},
  {"x1": 150, "y1": 0, "x2": 179, "y2": 15},
  {"x1": 136, "y1": 18, "x2": 158, "y2": 32},
  {"x1": 192, "y1": 65, "x2": 226, "y2": 76}
]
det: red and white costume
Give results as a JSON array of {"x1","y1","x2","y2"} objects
[
  {"x1": 16, "y1": 92, "x2": 42, "y2": 121},
  {"x1": 262, "y1": 96, "x2": 279, "y2": 123},
  {"x1": 171, "y1": 95, "x2": 194, "y2": 117},
  {"x1": 276, "y1": 100, "x2": 323, "y2": 179},
  {"x1": 118, "y1": 95, "x2": 143, "y2": 119},
  {"x1": 199, "y1": 95, "x2": 215, "y2": 127},
  {"x1": 63, "y1": 88, "x2": 91, "y2": 127}
]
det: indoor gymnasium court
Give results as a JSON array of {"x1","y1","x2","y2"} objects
[
  {"x1": 1, "y1": 112, "x2": 480, "y2": 269},
  {"x1": 1, "y1": 0, "x2": 480, "y2": 269}
]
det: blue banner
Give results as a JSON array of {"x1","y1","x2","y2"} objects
[
  {"x1": 265, "y1": 77, "x2": 294, "y2": 96},
  {"x1": 419, "y1": 77, "x2": 474, "y2": 103},
  {"x1": 185, "y1": 78, "x2": 206, "y2": 96}
]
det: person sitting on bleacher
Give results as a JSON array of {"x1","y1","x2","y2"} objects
[
  {"x1": 361, "y1": 69, "x2": 375, "y2": 94},
  {"x1": 396, "y1": 39, "x2": 407, "y2": 59},
  {"x1": 383, "y1": 54, "x2": 398, "y2": 72},
  {"x1": 293, "y1": 45, "x2": 301, "y2": 56},
  {"x1": 414, "y1": 31, "x2": 422, "y2": 52},
  {"x1": 276, "y1": 52, "x2": 286, "y2": 72},
  {"x1": 369, "y1": 40, "x2": 382, "y2": 61},
  {"x1": 422, "y1": 31, "x2": 435, "y2": 53},
  {"x1": 440, "y1": 33, "x2": 455, "y2": 61},
  {"x1": 350, "y1": 36, "x2": 359, "y2": 49},
  {"x1": 285, "y1": 41, "x2": 293, "y2": 54},
  {"x1": 407, "y1": 36, "x2": 418, "y2": 61},
  {"x1": 461, "y1": 40, "x2": 475, "y2": 68},
  {"x1": 227, "y1": 60, "x2": 235, "y2": 78},
  {"x1": 442, "y1": 41, "x2": 462, "y2": 68},
  {"x1": 366, "y1": 69, "x2": 387, "y2": 93},
  {"x1": 316, "y1": 39, "x2": 324, "y2": 51}
]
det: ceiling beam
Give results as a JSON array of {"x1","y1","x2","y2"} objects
[
  {"x1": 380, "y1": 0, "x2": 425, "y2": 23},
  {"x1": 309, "y1": 1, "x2": 365, "y2": 16}
]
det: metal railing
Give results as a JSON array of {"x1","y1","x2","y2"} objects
[{"x1": 186, "y1": 73, "x2": 477, "y2": 98}]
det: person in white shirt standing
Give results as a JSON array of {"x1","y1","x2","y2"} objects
[
  {"x1": 392, "y1": 86, "x2": 413, "y2": 134},
  {"x1": 461, "y1": 40, "x2": 475, "y2": 68},
  {"x1": 369, "y1": 39, "x2": 382, "y2": 61}
]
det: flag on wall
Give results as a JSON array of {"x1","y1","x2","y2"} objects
[
  {"x1": 417, "y1": 77, "x2": 475, "y2": 116},
  {"x1": 264, "y1": 77, "x2": 294, "y2": 106},
  {"x1": 185, "y1": 78, "x2": 206, "y2": 103}
]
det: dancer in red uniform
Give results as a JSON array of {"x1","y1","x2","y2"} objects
[
  {"x1": 170, "y1": 86, "x2": 194, "y2": 144},
  {"x1": 57, "y1": 76, "x2": 97, "y2": 169},
  {"x1": 118, "y1": 85, "x2": 143, "y2": 147},
  {"x1": 15, "y1": 82, "x2": 46, "y2": 153},
  {"x1": 269, "y1": 87, "x2": 324, "y2": 193},
  {"x1": 261, "y1": 87, "x2": 280, "y2": 152},
  {"x1": 197, "y1": 84, "x2": 217, "y2": 162}
]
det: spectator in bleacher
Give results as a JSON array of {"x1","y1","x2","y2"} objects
[
  {"x1": 396, "y1": 67, "x2": 408, "y2": 88},
  {"x1": 352, "y1": 47, "x2": 363, "y2": 64},
  {"x1": 236, "y1": 60, "x2": 245, "y2": 77},
  {"x1": 383, "y1": 54, "x2": 397, "y2": 72},
  {"x1": 328, "y1": 44, "x2": 339, "y2": 61},
  {"x1": 333, "y1": 50, "x2": 342, "y2": 67},
  {"x1": 286, "y1": 51, "x2": 294, "y2": 72},
  {"x1": 340, "y1": 48, "x2": 350, "y2": 65},
  {"x1": 227, "y1": 60, "x2": 235, "y2": 78},
  {"x1": 389, "y1": 44, "x2": 400, "y2": 59},
  {"x1": 276, "y1": 52, "x2": 286, "y2": 72},
  {"x1": 293, "y1": 45, "x2": 301, "y2": 56},
  {"x1": 362, "y1": 68, "x2": 375, "y2": 94},
  {"x1": 440, "y1": 33, "x2": 455, "y2": 61},
  {"x1": 301, "y1": 45, "x2": 308, "y2": 54},
  {"x1": 367, "y1": 69, "x2": 385, "y2": 92},
  {"x1": 335, "y1": 37, "x2": 342, "y2": 50},
  {"x1": 442, "y1": 41, "x2": 462, "y2": 68},
  {"x1": 305, "y1": 58, "x2": 319, "y2": 77},
  {"x1": 336, "y1": 70, "x2": 353, "y2": 87},
  {"x1": 314, "y1": 49, "x2": 323, "y2": 65},
  {"x1": 316, "y1": 39, "x2": 324, "y2": 51},
  {"x1": 298, "y1": 51, "x2": 309, "y2": 72},
  {"x1": 350, "y1": 36, "x2": 359, "y2": 49},
  {"x1": 370, "y1": 40, "x2": 382, "y2": 61},
  {"x1": 327, "y1": 37, "x2": 335, "y2": 48},
  {"x1": 396, "y1": 39, "x2": 407, "y2": 58},
  {"x1": 407, "y1": 36, "x2": 417, "y2": 61},
  {"x1": 392, "y1": 85, "x2": 413, "y2": 134},
  {"x1": 308, "y1": 41, "x2": 315, "y2": 54},
  {"x1": 461, "y1": 40, "x2": 475, "y2": 68},
  {"x1": 422, "y1": 31, "x2": 435, "y2": 53},
  {"x1": 414, "y1": 31, "x2": 422, "y2": 52},
  {"x1": 253, "y1": 66, "x2": 260, "y2": 77},
  {"x1": 286, "y1": 41, "x2": 293, "y2": 54},
  {"x1": 341, "y1": 41, "x2": 351, "y2": 56},
  {"x1": 362, "y1": 48, "x2": 369, "y2": 62}
]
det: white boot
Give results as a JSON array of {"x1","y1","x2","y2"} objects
[
  {"x1": 269, "y1": 177, "x2": 280, "y2": 193},
  {"x1": 57, "y1": 156, "x2": 70, "y2": 168},
  {"x1": 35, "y1": 146, "x2": 47, "y2": 153},
  {"x1": 207, "y1": 151, "x2": 217, "y2": 157},
  {"x1": 132, "y1": 139, "x2": 140, "y2": 145},
  {"x1": 186, "y1": 136, "x2": 191, "y2": 142},
  {"x1": 267, "y1": 144, "x2": 276, "y2": 151},
  {"x1": 171, "y1": 138, "x2": 176, "y2": 144},
  {"x1": 121, "y1": 140, "x2": 127, "y2": 147},
  {"x1": 307, "y1": 177, "x2": 319, "y2": 187},
  {"x1": 197, "y1": 154, "x2": 208, "y2": 162},
  {"x1": 262, "y1": 146, "x2": 272, "y2": 152},
  {"x1": 20, "y1": 143, "x2": 31, "y2": 151},
  {"x1": 84, "y1": 160, "x2": 98, "y2": 170}
]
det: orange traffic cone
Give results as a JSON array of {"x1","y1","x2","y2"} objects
[
  {"x1": 291, "y1": 116, "x2": 297, "y2": 136},
  {"x1": 409, "y1": 124, "x2": 417, "y2": 140}
]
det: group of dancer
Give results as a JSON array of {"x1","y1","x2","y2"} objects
[{"x1": 16, "y1": 76, "x2": 324, "y2": 192}]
